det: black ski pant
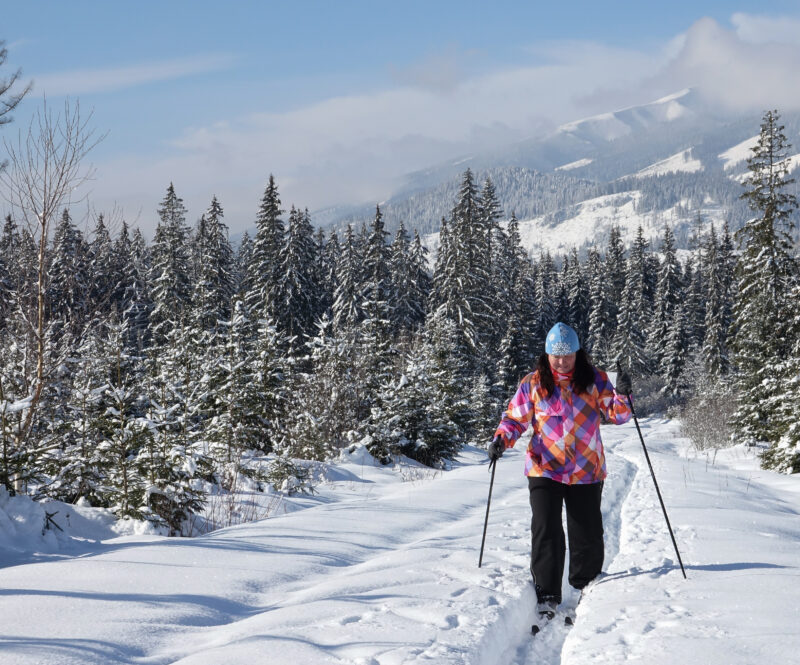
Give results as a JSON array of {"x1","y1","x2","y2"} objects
[{"x1": 528, "y1": 476, "x2": 604, "y2": 604}]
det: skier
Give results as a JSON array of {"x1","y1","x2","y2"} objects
[{"x1": 488, "y1": 322, "x2": 632, "y2": 626}]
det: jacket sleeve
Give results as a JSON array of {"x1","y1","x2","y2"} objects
[
  {"x1": 595, "y1": 369, "x2": 632, "y2": 424},
  {"x1": 493, "y1": 374, "x2": 537, "y2": 447}
]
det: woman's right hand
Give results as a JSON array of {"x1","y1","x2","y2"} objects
[{"x1": 488, "y1": 437, "x2": 505, "y2": 462}]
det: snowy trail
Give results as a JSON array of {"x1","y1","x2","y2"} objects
[{"x1": 2, "y1": 419, "x2": 799, "y2": 664}]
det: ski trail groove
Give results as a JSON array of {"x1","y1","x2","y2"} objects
[{"x1": 474, "y1": 443, "x2": 639, "y2": 665}]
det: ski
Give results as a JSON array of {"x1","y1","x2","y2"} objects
[
  {"x1": 530, "y1": 605, "x2": 556, "y2": 636},
  {"x1": 531, "y1": 607, "x2": 576, "y2": 635}
]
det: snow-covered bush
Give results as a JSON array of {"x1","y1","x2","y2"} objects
[{"x1": 679, "y1": 376, "x2": 735, "y2": 451}]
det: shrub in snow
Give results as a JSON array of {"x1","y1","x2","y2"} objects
[{"x1": 680, "y1": 375, "x2": 736, "y2": 451}]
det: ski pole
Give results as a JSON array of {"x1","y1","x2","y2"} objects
[
  {"x1": 478, "y1": 458, "x2": 497, "y2": 568},
  {"x1": 624, "y1": 391, "x2": 687, "y2": 579}
]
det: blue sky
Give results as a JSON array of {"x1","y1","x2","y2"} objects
[{"x1": 3, "y1": 1, "x2": 800, "y2": 236}]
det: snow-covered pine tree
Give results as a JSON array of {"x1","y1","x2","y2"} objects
[
  {"x1": 332, "y1": 224, "x2": 365, "y2": 332},
  {"x1": 533, "y1": 250, "x2": 558, "y2": 347},
  {"x1": 375, "y1": 312, "x2": 465, "y2": 466},
  {"x1": 662, "y1": 303, "x2": 689, "y2": 397},
  {"x1": 92, "y1": 317, "x2": 149, "y2": 519},
  {"x1": 701, "y1": 224, "x2": 732, "y2": 378},
  {"x1": 275, "y1": 207, "x2": 318, "y2": 355},
  {"x1": 495, "y1": 224, "x2": 537, "y2": 398},
  {"x1": 115, "y1": 224, "x2": 151, "y2": 353},
  {"x1": 647, "y1": 223, "x2": 683, "y2": 371},
  {"x1": 41, "y1": 326, "x2": 107, "y2": 504},
  {"x1": 409, "y1": 230, "x2": 432, "y2": 326},
  {"x1": 253, "y1": 310, "x2": 291, "y2": 454},
  {"x1": 603, "y1": 224, "x2": 626, "y2": 330},
  {"x1": 480, "y1": 177, "x2": 506, "y2": 363},
  {"x1": 565, "y1": 247, "x2": 588, "y2": 343},
  {"x1": 612, "y1": 253, "x2": 652, "y2": 375},
  {"x1": 48, "y1": 208, "x2": 89, "y2": 340},
  {"x1": 318, "y1": 230, "x2": 339, "y2": 321},
  {"x1": 0, "y1": 214, "x2": 16, "y2": 334},
  {"x1": 684, "y1": 213, "x2": 707, "y2": 348},
  {"x1": 87, "y1": 213, "x2": 115, "y2": 317},
  {"x1": 761, "y1": 283, "x2": 800, "y2": 473},
  {"x1": 389, "y1": 221, "x2": 416, "y2": 335},
  {"x1": 361, "y1": 205, "x2": 392, "y2": 333},
  {"x1": 203, "y1": 299, "x2": 263, "y2": 485},
  {"x1": 414, "y1": 309, "x2": 471, "y2": 458},
  {"x1": 432, "y1": 169, "x2": 492, "y2": 365},
  {"x1": 148, "y1": 183, "x2": 192, "y2": 348},
  {"x1": 191, "y1": 196, "x2": 235, "y2": 340},
  {"x1": 586, "y1": 247, "x2": 612, "y2": 366},
  {"x1": 554, "y1": 258, "x2": 570, "y2": 324},
  {"x1": 246, "y1": 175, "x2": 285, "y2": 318},
  {"x1": 139, "y1": 329, "x2": 208, "y2": 534},
  {"x1": 285, "y1": 315, "x2": 356, "y2": 458},
  {"x1": 729, "y1": 109, "x2": 799, "y2": 452},
  {"x1": 234, "y1": 231, "x2": 253, "y2": 299}
]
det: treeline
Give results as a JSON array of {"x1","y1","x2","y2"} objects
[{"x1": 1, "y1": 110, "x2": 798, "y2": 536}]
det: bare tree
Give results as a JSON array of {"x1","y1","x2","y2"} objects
[
  {"x1": 0, "y1": 99, "x2": 103, "y2": 490},
  {"x1": 0, "y1": 40, "x2": 32, "y2": 168}
]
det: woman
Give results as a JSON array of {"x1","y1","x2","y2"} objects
[{"x1": 488, "y1": 322, "x2": 632, "y2": 622}]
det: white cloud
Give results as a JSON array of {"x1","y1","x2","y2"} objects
[
  {"x1": 731, "y1": 12, "x2": 800, "y2": 44},
  {"x1": 31, "y1": 53, "x2": 237, "y2": 96},
  {"x1": 646, "y1": 16, "x2": 800, "y2": 113},
  {"x1": 83, "y1": 14, "x2": 800, "y2": 237}
]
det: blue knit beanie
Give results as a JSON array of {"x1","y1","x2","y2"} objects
[{"x1": 545, "y1": 322, "x2": 580, "y2": 355}]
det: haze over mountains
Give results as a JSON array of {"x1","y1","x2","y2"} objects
[{"x1": 313, "y1": 88, "x2": 800, "y2": 256}]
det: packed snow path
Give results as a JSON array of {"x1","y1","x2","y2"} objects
[{"x1": 1, "y1": 419, "x2": 799, "y2": 664}]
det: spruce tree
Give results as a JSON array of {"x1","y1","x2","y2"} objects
[
  {"x1": 48, "y1": 208, "x2": 89, "y2": 337},
  {"x1": 565, "y1": 248, "x2": 588, "y2": 342},
  {"x1": 275, "y1": 207, "x2": 318, "y2": 353},
  {"x1": 701, "y1": 224, "x2": 733, "y2": 378},
  {"x1": 332, "y1": 224, "x2": 365, "y2": 331},
  {"x1": 662, "y1": 304, "x2": 689, "y2": 397},
  {"x1": 149, "y1": 183, "x2": 192, "y2": 347},
  {"x1": 586, "y1": 247, "x2": 612, "y2": 366},
  {"x1": 729, "y1": 110, "x2": 799, "y2": 450},
  {"x1": 647, "y1": 223, "x2": 683, "y2": 370},
  {"x1": 191, "y1": 196, "x2": 235, "y2": 339},
  {"x1": 246, "y1": 175, "x2": 285, "y2": 318}
]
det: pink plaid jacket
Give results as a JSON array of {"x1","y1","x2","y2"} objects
[{"x1": 494, "y1": 368, "x2": 631, "y2": 484}]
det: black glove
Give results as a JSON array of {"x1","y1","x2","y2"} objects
[
  {"x1": 488, "y1": 437, "x2": 505, "y2": 463},
  {"x1": 615, "y1": 367, "x2": 632, "y2": 396}
]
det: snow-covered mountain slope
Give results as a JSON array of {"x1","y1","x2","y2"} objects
[
  {"x1": 556, "y1": 89, "x2": 697, "y2": 144},
  {"x1": 635, "y1": 149, "x2": 703, "y2": 178},
  {"x1": 316, "y1": 88, "x2": 793, "y2": 245},
  {"x1": 1, "y1": 419, "x2": 798, "y2": 665},
  {"x1": 719, "y1": 135, "x2": 759, "y2": 171},
  {"x1": 421, "y1": 189, "x2": 728, "y2": 263},
  {"x1": 555, "y1": 158, "x2": 593, "y2": 172}
]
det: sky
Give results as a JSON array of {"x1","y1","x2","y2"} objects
[{"x1": 2, "y1": 0, "x2": 800, "y2": 238}]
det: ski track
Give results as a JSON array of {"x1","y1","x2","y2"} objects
[{"x1": 3, "y1": 419, "x2": 800, "y2": 664}]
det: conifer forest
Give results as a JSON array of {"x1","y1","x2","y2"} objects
[{"x1": 1, "y1": 108, "x2": 798, "y2": 536}]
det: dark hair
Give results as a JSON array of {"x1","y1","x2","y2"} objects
[{"x1": 537, "y1": 349, "x2": 595, "y2": 398}]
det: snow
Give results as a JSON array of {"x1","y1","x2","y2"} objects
[
  {"x1": 634, "y1": 149, "x2": 703, "y2": 178},
  {"x1": 558, "y1": 112, "x2": 632, "y2": 142},
  {"x1": 719, "y1": 135, "x2": 758, "y2": 170},
  {"x1": 554, "y1": 158, "x2": 593, "y2": 172},
  {"x1": 730, "y1": 153, "x2": 800, "y2": 183},
  {"x1": 511, "y1": 191, "x2": 727, "y2": 257},
  {"x1": 555, "y1": 89, "x2": 693, "y2": 143},
  {"x1": 1, "y1": 419, "x2": 799, "y2": 664}
]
